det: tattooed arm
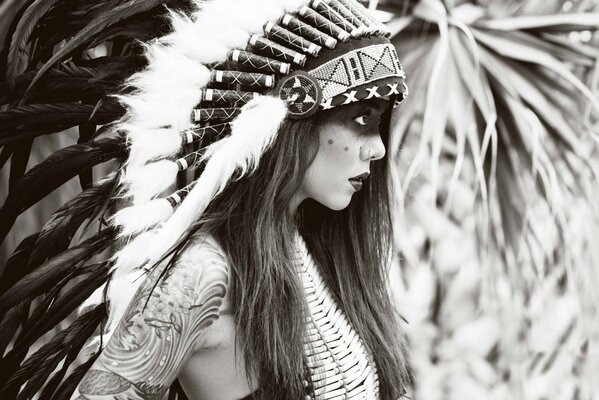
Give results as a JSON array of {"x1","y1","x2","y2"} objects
[{"x1": 73, "y1": 235, "x2": 230, "y2": 400}]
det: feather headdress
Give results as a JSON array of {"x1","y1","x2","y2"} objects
[
  {"x1": 93, "y1": 0, "x2": 409, "y2": 337},
  {"x1": 0, "y1": 0, "x2": 407, "y2": 397}
]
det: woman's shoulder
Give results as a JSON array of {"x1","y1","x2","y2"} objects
[
  {"x1": 167, "y1": 232, "x2": 231, "y2": 301},
  {"x1": 177, "y1": 232, "x2": 229, "y2": 265},
  {"x1": 150, "y1": 232, "x2": 232, "y2": 348}
]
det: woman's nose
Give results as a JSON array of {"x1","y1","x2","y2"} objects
[{"x1": 360, "y1": 134, "x2": 386, "y2": 161}]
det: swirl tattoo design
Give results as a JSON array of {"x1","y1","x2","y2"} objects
[{"x1": 76, "y1": 236, "x2": 230, "y2": 399}]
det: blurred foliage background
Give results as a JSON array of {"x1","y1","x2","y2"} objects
[
  {"x1": 0, "y1": 0, "x2": 598, "y2": 399},
  {"x1": 378, "y1": 0, "x2": 599, "y2": 399}
]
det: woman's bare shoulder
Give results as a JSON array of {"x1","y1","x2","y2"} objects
[
  {"x1": 177, "y1": 233, "x2": 229, "y2": 267},
  {"x1": 74, "y1": 233, "x2": 232, "y2": 399}
]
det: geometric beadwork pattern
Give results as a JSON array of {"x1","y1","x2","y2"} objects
[
  {"x1": 278, "y1": 72, "x2": 322, "y2": 118},
  {"x1": 310, "y1": 43, "x2": 404, "y2": 102},
  {"x1": 194, "y1": 0, "x2": 406, "y2": 121},
  {"x1": 294, "y1": 234, "x2": 380, "y2": 400}
]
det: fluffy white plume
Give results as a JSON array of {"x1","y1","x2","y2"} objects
[
  {"x1": 119, "y1": 50, "x2": 209, "y2": 130},
  {"x1": 104, "y1": 267, "x2": 149, "y2": 342},
  {"x1": 122, "y1": 96, "x2": 287, "y2": 269},
  {"x1": 123, "y1": 160, "x2": 179, "y2": 202},
  {"x1": 102, "y1": 0, "x2": 311, "y2": 332},
  {"x1": 111, "y1": 199, "x2": 174, "y2": 237},
  {"x1": 124, "y1": 125, "x2": 182, "y2": 167}
]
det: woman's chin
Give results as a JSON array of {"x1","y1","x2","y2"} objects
[{"x1": 319, "y1": 193, "x2": 353, "y2": 211}]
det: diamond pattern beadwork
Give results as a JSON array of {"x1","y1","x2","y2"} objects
[{"x1": 310, "y1": 43, "x2": 403, "y2": 101}]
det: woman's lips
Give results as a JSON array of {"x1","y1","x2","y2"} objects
[
  {"x1": 348, "y1": 172, "x2": 369, "y2": 191},
  {"x1": 348, "y1": 179, "x2": 363, "y2": 191}
]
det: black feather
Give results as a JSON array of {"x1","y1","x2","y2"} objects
[
  {"x1": 12, "y1": 262, "x2": 110, "y2": 358},
  {"x1": 0, "y1": 137, "x2": 125, "y2": 243},
  {"x1": 0, "y1": 303, "x2": 28, "y2": 357},
  {"x1": 0, "y1": 227, "x2": 116, "y2": 313},
  {"x1": 2, "y1": 305, "x2": 105, "y2": 399},
  {"x1": 23, "y1": 0, "x2": 166, "y2": 101},
  {"x1": 27, "y1": 176, "x2": 117, "y2": 270},
  {"x1": 78, "y1": 123, "x2": 96, "y2": 189},
  {"x1": 0, "y1": 285, "x2": 63, "y2": 370},
  {"x1": 0, "y1": 144, "x2": 14, "y2": 170},
  {"x1": 7, "y1": 138, "x2": 32, "y2": 188},
  {"x1": 51, "y1": 351, "x2": 100, "y2": 400},
  {"x1": 0, "y1": 233, "x2": 39, "y2": 295},
  {"x1": 4, "y1": 72, "x2": 120, "y2": 105},
  {"x1": 5, "y1": 0, "x2": 56, "y2": 87},
  {"x1": 0, "y1": 101, "x2": 125, "y2": 146}
]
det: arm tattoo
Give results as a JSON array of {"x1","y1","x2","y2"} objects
[{"x1": 76, "y1": 236, "x2": 229, "y2": 399}]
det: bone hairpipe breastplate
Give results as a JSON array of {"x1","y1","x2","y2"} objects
[{"x1": 294, "y1": 235, "x2": 380, "y2": 399}]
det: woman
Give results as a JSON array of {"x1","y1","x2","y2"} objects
[{"x1": 72, "y1": 0, "x2": 412, "y2": 398}]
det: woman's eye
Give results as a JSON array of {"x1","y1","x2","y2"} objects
[{"x1": 354, "y1": 115, "x2": 368, "y2": 126}]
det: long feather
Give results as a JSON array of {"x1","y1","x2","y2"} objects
[
  {"x1": 0, "y1": 303, "x2": 28, "y2": 357},
  {"x1": 0, "y1": 175, "x2": 114, "y2": 299},
  {"x1": 0, "y1": 102, "x2": 125, "y2": 146},
  {"x1": 51, "y1": 351, "x2": 100, "y2": 400},
  {"x1": 0, "y1": 144, "x2": 14, "y2": 170},
  {"x1": 6, "y1": 69, "x2": 123, "y2": 104},
  {"x1": 9, "y1": 263, "x2": 109, "y2": 368},
  {"x1": 78, "y1": 123, "x2": 97, "y2": 189},
  {"x1": 28, "y1": 176, "x2": 117, "y2": 269},
  {"x1": 5, "y1": 56, "x2": 146, "y2": 104},
  {"x1": 0, "y1": 233, "x2": 39, "y2": 295},
  {"x1": 1, "y1": 305, "x2": 104, "y2": 399},
  {"x1": 22, "y1": 0, "x2": 165, "y2": 102},
  {"x1": 116, "y1": 96, "x2": 287, "y2": 272},
  {"x1": 6, "y1": 0, "x2": 60, "y2": 88},
  {"x1": 0, "y1": 138, "x2": 125, "y2": 243},
  {"x1": 0, "y1": 228, "x2": 116, "y2": 313},
  {"x1": 7, "y1": 138, "x2": 32, "y2": 188}
]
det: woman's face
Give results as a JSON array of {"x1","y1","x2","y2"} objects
[{"x1": 296, "y1": 99, "x2": 389, "y2": 211}]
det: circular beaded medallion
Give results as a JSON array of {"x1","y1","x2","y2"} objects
[{"x1": 277, "y1": 71, "x2": 322, "y2": 118}]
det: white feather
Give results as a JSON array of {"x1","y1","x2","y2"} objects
[
  {"x1": 104, "y1": 267, "x2": 148, "y2": 341},
  {"x1": 123, "y1": 160, "x2": 179, "y2": 202},
  {"x1": 118, "y1": 56, "x2": 209, "y2": 130},
  {"x1": 111, "y1": 199, "x2": 174, "y2": 237},
  {"x1": 119, "y1": 96, "x2": 287, "y2": 268},
  {"x1": 168, "y1": 12, "x2": 246, "y2": 61},
  {"x1": 124, "y1": 125, "x2": 182, "y2": 167},
  {"x1": 78, "y1": 283, "x2": 105, "y2": 314},
  {"x1": 103, "y1": 0, "x2": 313, "y2": 332}
]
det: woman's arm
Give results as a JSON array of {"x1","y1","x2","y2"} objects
[{"x1": 73, "y1": 236, "x2": 230, "y2": 399}]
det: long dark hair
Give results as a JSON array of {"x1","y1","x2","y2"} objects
[{"x1": 172, "y1": 105, "x2": 412, "y2": 399}]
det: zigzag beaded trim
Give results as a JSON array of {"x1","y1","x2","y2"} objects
[{"x1": 294, "y1": 234, "x2": 380, "y2": 399}]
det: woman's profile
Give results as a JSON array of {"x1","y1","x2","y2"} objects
[{"x1": 1, "y1": 0, "x2": 413, "y2": 399}]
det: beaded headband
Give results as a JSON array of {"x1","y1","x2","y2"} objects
[{"x1": 194, "y1": 0, "x2": 408, "y2": 121}]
